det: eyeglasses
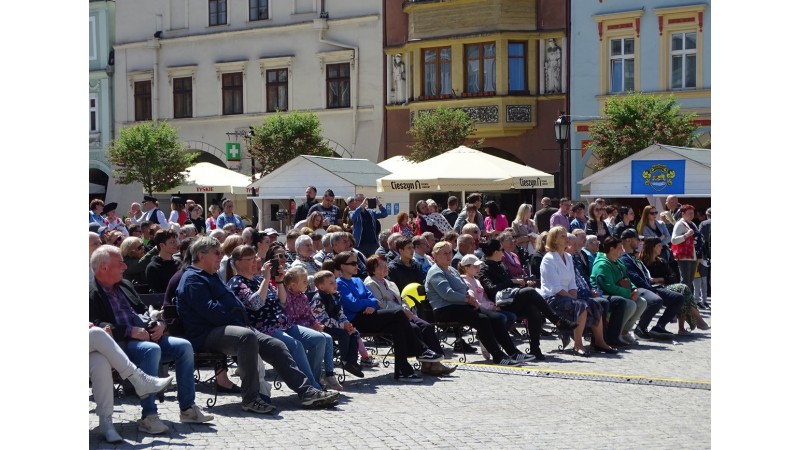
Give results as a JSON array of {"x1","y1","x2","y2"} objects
[
  {"x1": 113, "y1": 238, "x2": 123, "y2": 246},
  {"x1": 341, "y1": 261, "x2": 358, "y2": 266},
  {"x1": 238, "y1": 256, "x2": 259, "y2": 263},
  {"x1": 649, "y1": 211, "x2": 658, "y2": 215}
]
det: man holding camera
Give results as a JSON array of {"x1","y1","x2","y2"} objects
[
  {"x1": 89, "y1": 245, "x2": 213, "y2": 434},
  {"x1": 348, "y1": 193, "x2": 388, "y2": 257}
]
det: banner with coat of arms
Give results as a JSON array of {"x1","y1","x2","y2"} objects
[{"x1": 631, "y1": 160, "x2": 685, "y2": 194}]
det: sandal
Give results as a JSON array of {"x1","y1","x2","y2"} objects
[{"x1": 572, "y1": 348, "x2": 589, "y2": 357}]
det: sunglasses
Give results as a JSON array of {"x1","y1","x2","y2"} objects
[
  {"x1": 113, "y1": 238, "x2": 123, "y2": 246},
  {"x1": 649, "y1": 211, "x2": 658, "y2": 215}
]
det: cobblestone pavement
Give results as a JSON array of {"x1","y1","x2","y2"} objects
[{"x1": 90, "y1": 311, "x2": 711, "y2": 449}]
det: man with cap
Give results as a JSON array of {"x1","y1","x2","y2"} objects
[
  {"x1": 103, "y1": 203, "x2": 128, "y2": 236},
  {"x1": 618, "y1": 228, "x2": 681, "y2": 341},
  {"x1": 90, "y1": 199, "x2": 106, "y2": 226},
  {"x1": 215, "y1": 198, "x2": 245, "y2": 232},
  {"x1": 265, "y1": 228, "x2": 279, "y2": 244},
  {"x1": 133, "y1": 196, "x2": 169, "y2": 229},
  {"x1": 308, "y1": 189, "x2": 342, "y2": 227}
]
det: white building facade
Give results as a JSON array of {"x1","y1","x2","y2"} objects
[{"x1": 111, "y1": 0, "x2": 384, "y2": 209}]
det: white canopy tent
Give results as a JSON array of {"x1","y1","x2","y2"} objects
[
  {"x1": 376, "y1": 146, "x2": 555, "y2": 193},
  {"x1": 151, "y1": 162, "x2": 254, "y2": 210}
]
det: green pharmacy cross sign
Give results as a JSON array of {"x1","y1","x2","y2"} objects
[{"x1": 226, "y1": 142, "x2": 241, "y2": 161}]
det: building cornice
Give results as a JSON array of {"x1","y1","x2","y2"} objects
[{"x1": 114, "y1": 14, "x2": 380, "y2": 50}]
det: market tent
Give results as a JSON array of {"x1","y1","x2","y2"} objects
[
  {"x1": 152, "y1": 162, "x2": 252, "y2": 196},
  {"x1": 377, "y1": 155, "x2": 414, "y2": 174},
  {"x1": 248, "y1": 155, "x2": 407, "y2": 232},
  {"x1": 578, "y1": 143, "x2": 710, "y2": 200},
  {"x1": 376, "y1": 146, "x2": 554, "y2": 192}
]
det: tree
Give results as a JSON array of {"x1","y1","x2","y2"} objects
[
  {"x1": 406, "y1": 106, "x2": 481, "y2": 162},
  {"x1": 588, "y1": 93, "x2": 699, "y2": 170},
  {"x1": 248, "y1": 111, "x2": 332, "y2": 176},
  {"x1": 107, "y1": 121, "x2": 197, "y2": 196}
]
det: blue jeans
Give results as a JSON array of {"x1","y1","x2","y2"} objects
[
  {"x1": 325, "y1": 327, "x2": 360, "y2": 366},
  {"x1": 285, "y1": 325, "x2": 334, "y2": 378},
  {"x1": 125, "y1": 336, "x2": 195, "y2": 417},
  {"x1": 269, "y1": 326, "x2": 322, "y2": 389}
]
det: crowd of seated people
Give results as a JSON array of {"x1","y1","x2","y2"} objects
[{"x1": 89, "y1": 193, "x2": 711, "y2": 440}]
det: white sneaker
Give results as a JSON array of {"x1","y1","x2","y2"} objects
[
  {"x1": 179, "y1": 404, "x2": 214, "y2": 423},
  {"x1": 137, "y1": 414, "x2": 169, "y2": 434},
  {"x1": 127, "y1": 368, "x2": 173, "y2": 399}
]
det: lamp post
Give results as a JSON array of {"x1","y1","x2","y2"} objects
[
  {"x1": 553, "y1": 112, "x2": 570, "y2": 199},
  {"x1": 247, "y1": 126, "x2": 256, "y2": 183}
]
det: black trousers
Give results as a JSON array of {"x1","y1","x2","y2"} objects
[
  {"x1": 434, "y1": 304, "x2": 519, "y2": 363},
  {"x1": 352, "y1": 309, "x2": 423, "y2": 376}
]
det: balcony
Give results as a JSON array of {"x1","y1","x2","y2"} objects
[{"x1": 403, "y1": 94, "x2": 537, "y2": 138}]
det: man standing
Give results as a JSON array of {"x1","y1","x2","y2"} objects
[
  {"x1": 89, "y1": 245, "x2": 213, "y2": 433},
  {"x1": 176, "y1": 237, "x2": 339, "y2": 413},
  {"x1": 699, "y1": 207, "x2": 711, "y2": 297},
  {"x1": 349, "y1": 194, "x2": 387, "y2": 257},
  {"x1": 135, "y1": 196, "x2": 169, "y2": 229},
  {"x1": 294, "y1": 186, "x2": 319, "y2": 225},
  {"x1": 308, "y1": 189, "x2": 343, "y2": 227},
  {"x1": 442, "y1": 196, "x2": 460, "y2": 227},
  {"x1": 660, "y1": 195, "x2": 682, "y2": 232},
  {"x1": 549, "y1": 198, "x2": 572, "y2": 231},
  {"x1": 453, "y1": 193, "x2": 486, "y2": 234},
  {"x1": 145, "y1": 229, "x2": 181, "y2": 293},
  {"x1": 90, "y1": 199, "x2": 106, "y2": 225},
  {"x1": 215, "y1": 198, "x2": 245, "y2": 232},
  {"x1": 569, "y1": 203, "x2": 587, "y2": 231},
  {"x1": 533, "y1": 197, "x2": 558, "y2": 233}
]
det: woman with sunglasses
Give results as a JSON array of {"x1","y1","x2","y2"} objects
[{"x1": 121, "y1": 237, "x2": 153, "y2": 286}]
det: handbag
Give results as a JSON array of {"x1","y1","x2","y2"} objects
[{"x1": 495, "y1": 287, "x2": 519, "y2": 306}]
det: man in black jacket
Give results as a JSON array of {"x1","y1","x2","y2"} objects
[
  {"x1": 145, "y1": 229, "x2": 180, "y2": 293},
  {"x1": 89, "y1": 245, "x2": 212, "y2": 434},
  {"x1": 293, "y1": 185, "x2": 319, "y2": 225}
]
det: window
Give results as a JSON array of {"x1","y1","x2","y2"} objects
[
  {"x1": 249, "y1": 0, "x2": 268, "y2": 21},
  {"x1": 222, "y1": 72, "x2": 243, "y2": 115},
  {"x1": 464, "y1": 43, "x2": 496, "y2": 94},
  {"x1": 423, "y1": 47, "x2": 451, "y2": 97},
  {"x1": 173, "y1": 77, "x2": 193, "y2": 118},
  {"x1": 209, "y1": 0, "x2": 227, "y2": 26},
  {"x1": 266, "y1": 68, "x2": 288, "y2": 112},
  {"x1": 670, "y1": 32, "x2": 696, "y2": 89},
  {"x1": 610, "y1": 38, "x2": 634, "y2": 93},
  {"x1": 508, "y1": 42, "x2": 527, "y2": 94},
  {"x1": 89, "y1": 95, "x2": 98, "y2": 132},
  {"x1": 134, "y1": 81, "x2": 152, "y2": 121},
  {"x1": 89, "y1": 16, "x2": 97, "y2": 61},
  {"x1": 326, "y1": 63, "x2": 350, "y2": 109}
]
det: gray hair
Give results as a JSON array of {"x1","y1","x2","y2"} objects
[
  {"x1": 90, "y1": 245, "x2": 121, "y2": 272},
  {"x1": 585, "y1": 235, "x2": 599, "y2": 245},
  {"x1": 421, "y1": 231, "x2": 434, "y2": 240},
  {"x1": 387, "y1": 232, "x2": 402, "y2": 250},
  {"x1": 295, "y1": 234, "x2": 313, "y2": 248},
  {"x1": 497, "y1": 231, "x2": 514, "y2": 243},
  {"x1": 462, "y1": 223, "x2": 480, "y2": 235},
  {"x1": 321, "y1": 233, "x2": 334, "y2": 249},
  {"x1": 567, "y1": 233, "x2": 578, "y2": 244},
  {"x1": 120, "y1": 237, "x2": 143, "y2": 258},
  {"x1": 181, "y1": 224, "x2": 197, "y2": 234},
  {"x1": 208, "y1": 229, "x2": 226, "y2": 243},
  {"x1": 378, "y1": 229, "x2": 392, "y2": 246},
  {"x1": 331, "y1": 231, "x2": 350, "y2": 246},
  {"x1": 456, "y1": 233, "x2": 474, "y2": 247},
  {"x1": 190, "y1": 237, "x2": 221, "y2": 262}
]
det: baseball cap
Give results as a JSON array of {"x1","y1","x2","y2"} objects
[
  {"x1": 460, "y1": 254, "x2": 483, "y2": 266},
  {"x1": 620, "y1": 229, "x2": 640, "y2": 240}
]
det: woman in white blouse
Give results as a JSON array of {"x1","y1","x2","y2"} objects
[{"x1": 539, "y1": 226, "x2": 616, "y2": 357}]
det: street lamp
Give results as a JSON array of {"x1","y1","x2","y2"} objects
[
  {"x1": 247, "y1": 126, "x2": 256, "y2": 182},
  {"x1": 553, "y1": 112, "x2": 570, "y2": 199}
]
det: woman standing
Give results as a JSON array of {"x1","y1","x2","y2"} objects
[
  {"x1": 585, "y1": 202, "x2": 611, "y2": 239},
  {"x1": 671, "y1": 204, "x2": 701, "y2": 287},
  {"x1": 168, "y1": 196, "x2": 187, "y2": 228},
  {"x1": 103, "y1": 203, "x2": 128, "y2": 236},
  {"x1": 539, "y1": 226, "x2": 616, "y2": 356},
  {"x1": 390, "y1": 212, "x2": 415, "y2": 238},
  {"x1": 205, "y1": 204, "x2": 221, "y2": 232},
  {"x1": 483, "y1": 201, "x2": 509, "y2": 239},
  {"x1": 185, "y1": 205, "x2": 206, "y2": 235},
  {"x1": 511, "y1": 203, "x2": 538, "y2": 255}
]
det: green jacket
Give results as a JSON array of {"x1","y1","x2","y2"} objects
[{"x1": 590, "y1": 252, "x2": 637, "y2": 298}]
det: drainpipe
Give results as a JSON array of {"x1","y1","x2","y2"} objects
[
  {"x1": 565, "y1": 0, "x2": 572, "y2": 199},
  {"x1": 317, "y1": 18, "x2": 359, "y2": 157},
  {"x1": 148, "y1": 32, "x2": 162, "y2": 120}
]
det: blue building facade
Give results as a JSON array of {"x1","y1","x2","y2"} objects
[
  {"x1": 89, "y1": 0, "x2": 116, "y2": 200},
  {"x1": 569, "y1": 1, "x2": 710, "y2": 198}
]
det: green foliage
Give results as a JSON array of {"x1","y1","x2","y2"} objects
[
  {"x1": 249, "y1": 111, "x2": 332, "y2": 175},
  {"x1": 107, "y1": 121, "x2": 197, "y2": 196},
  {"x1": 407, "y1": 106, "x2": 482, "y2": 162},
  {"x1": 588, "y1": 93, "x2": 699, "y2": 170}
]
